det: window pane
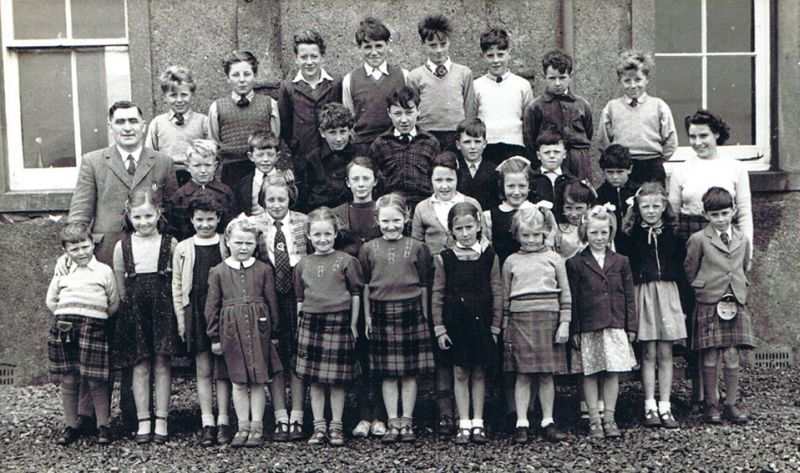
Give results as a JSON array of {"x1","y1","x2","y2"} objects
[
  {"x1": 12, "y1": 0, "x2": 66, "y2": 40},
  {"x1": 71, "y1": 0, "x2": 127, "y2": 39},
  {"x1": 655, "y1": 0, "x2": 701, "y2": 53},
  {"x1": 651, "y1": 56, "x2": 702, "y2": 140},
  {"x1": 707, "y1": 0, "x2": 753, "y2": 52},
  {"x1": 708, "y1": 56, "x2": 754, "y2": 145},
  {"x1": 18, "y1": 50, "x2": 76, "y2": 168},
  {"x1": 76, "y1": 48, "x2": 110, "y2": 153}
]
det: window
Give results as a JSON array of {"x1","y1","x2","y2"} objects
[
  {"x1": 1, "y1": 0, "x2": 131, "y2": 191},
  {"x1": 653, "y1": 0, "x2": 770, "y2": 171}
]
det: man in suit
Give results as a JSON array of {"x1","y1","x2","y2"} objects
[{"x1": 67, "y1": 100, "x2": 177, "y2": 436}]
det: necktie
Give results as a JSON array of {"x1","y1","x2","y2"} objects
[
  {"x1": 273, "y1": 221, "x2": 291, "y2": 293},
  {"x1": 399, "y1": 134, "x2": 411, "y2": 145},
  {"x1": 495, "y1": 75, "x2": 503, "y2": 84},
  {"x1": 126, "y1": 155, "x2": 136, "y2": 175},
  {"x1": 434, "y1": 65, "x2": 447, "y2": 78},
  {"x1": 237, "y1": 94, "x2": 250, "y2": 107},
  {"x1": 630, "y1": 97, "x2": 639, "y2": 108},
  {"x1": 721, "y1": 231, "x2": 730, "y2": 247},
  {"x1": 174, "y1": 112, "x2": 185, "y2": 126},
  {"x1": 469, "y1": 163, "x2": 477, "y2": 178}
]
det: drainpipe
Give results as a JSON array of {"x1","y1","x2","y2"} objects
[{"x1": 562, "y1": 0, "x2": 575, "y2": 55}]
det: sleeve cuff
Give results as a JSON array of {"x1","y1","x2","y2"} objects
[
  {"x1": 491, "y1": 326, "x2": 502, "y2": 336},
  {"x1": 434, "y1": 325, "x2": 447, "y2": 338}
]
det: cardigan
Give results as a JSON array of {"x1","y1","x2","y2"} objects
[
  {"x1": 172, "y1": 235, "x2": 229, "y2": 320},
  {"x1": 566, "y1": 247, "x2": 637, "y2": 335},
  {"x1": 684, "y1": 226, "x2": 750, "y2": 304},
  {"x1": 411, "y1": 193, "x2": 486, "y2": 255},
  {"x1": 46, "y1": 257, "x2": 119, "y2": 319},
  {"x1": 626, "y1": 224, "x2": 685, "y2": 285}
]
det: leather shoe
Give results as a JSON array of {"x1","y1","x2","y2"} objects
[
  {"x1": 542, "y1": 423, "x2": 567, "y2": 442},
  {"x1": 704, "y1": 404, "x2": 722, "y2": 424},
  {"x1": 134, "y1": 432, "x2": 152, "y2": 444},
  {"x1": 56, "y1": 426, "x2": 80, "y2": 446},
  {"x1": 201, "y1": 425, "x2": 217, "y2": 446},
  {"x1": 96, "y1": 425, "x2": 112, "y2": 445},
  {"x1": 513, "y1": 426, "x2": 529, "y2": 444},
  {"x1": 722, "y1": 405, "x2": 749, "y2": 425},
  {"x1": 217, "y1": 424, "x2": 232, "y2": 444},
  {"x1": 602, "y1": 420, "x2": 621, "y2": 438}
]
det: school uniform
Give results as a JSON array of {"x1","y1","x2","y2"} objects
[
  {"x1": 566, "y1": 247, "x2": 638, "y2": 375},
  {"x1": 293, "y1": 251, "x2": 363, "y2": 384},
  {"x1": 684, "y1": 226, "x2": 755, "y2": 350},
  {"x1": 456, "y1": 157, "x2": 500, "y2": 211}
]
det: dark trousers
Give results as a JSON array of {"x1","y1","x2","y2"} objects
[
  {"x1": 429, "y1": 130, "x2": 459, "y2": 153},
  {"x1": 484, "y1": 143, "x2": 527, "y2": 165},
  {"x1": 630, "y1": 157, "x2": 667, "y2": 186},
  {"x1": 220, "y1": 160, "x2": 256, "y2": 188}
]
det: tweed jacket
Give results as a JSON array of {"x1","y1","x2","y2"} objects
[{"x1": 684, "y1": 225, "x2": 750, "y2": 305}]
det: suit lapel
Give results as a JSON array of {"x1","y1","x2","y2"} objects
[
  {"x1": 105, "y1": 146, "x2": 133, "y2": 187},
  {"x1": 603, "y1": 250, "x2": 621, "y2": 275},
  {"x1": 131, "y1": 150, "x2": 155, "y2": 190},
  {"x1": 727, "y1": 229, "x2": 745, "y2": 254},
  {"x1": 706, "y1": 226, "x2": 730, "y2": 254},
  {"x1": 472, "y1": 161, "x2": 495, "y2": 187},
  {"x1": 580, "y1": 249, "x2": 606, "y2": 278}
]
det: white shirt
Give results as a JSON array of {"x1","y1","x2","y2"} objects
[
  {"x1": 455, "y1": 241, "x2": 482, "y2": 254},
  {"x1": 117, "y1": 146, "x2": 142, "y2": 165},
  {"x1": 431, "y1": 192, "x2": 465, "y2": 230},
  {"x1": 341, "y1": 62, "x2": 410, "y2": 114},
  {"x1": 255, "y1": 213, "x2": 301, "y2": 267},
  {"x1": 393, "y1": 127, "x2": 419, "y2": 139},
  {"x1": 540, "y1": 166, "x2": 562, "y2": 186},
  {"x1": 250, "y1": 168, "x2": 278, "y2": 216},
  {"x1": 292, "y1": 68, "x2": 334, "y2": 90},
  {"x1": 425, "y1": 58, "x2": 452, "y2": 75}
]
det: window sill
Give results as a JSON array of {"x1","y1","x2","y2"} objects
[
  {"x1": 750, "y1": 171, "x2": 800, "y2": 192},
  {"x1": 0, "y1": 191, "x2": 72, "y2": 213}
]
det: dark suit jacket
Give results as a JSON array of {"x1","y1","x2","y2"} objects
[
  {"x1": 456, "y1": 158, "x2": 500, "y2": 211},
  {"x1": 684, "y1": 226, "x2": 750, "y2": 304},
  {"x1": 566, "y1": 247, "x2": 638, "y2": 335}
]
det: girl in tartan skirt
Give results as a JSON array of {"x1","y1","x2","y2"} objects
[
  {"x1": 359, "y1": 193, "x2": 435, "y2": 443},
  {"x1": 111, "y1": 189, "x2": 180, "y2": 444},
  {"x1": 293, "y1": 207, "x2": 364, "y2": 446},
  {"x1": 502, "y1": 208, "x2": 571, "y2": 444},
  {"x1": 46, "y1": 224, "x2": 120, "y2": 445}
]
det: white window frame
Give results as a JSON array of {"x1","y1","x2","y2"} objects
[
  {"x1": 658, "y1": 0, "x2": 770, "y2": 173},
  {"x1": 1, "y1": 0, "x2": 131, "y2": 191}
]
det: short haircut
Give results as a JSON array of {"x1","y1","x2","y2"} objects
[
  {"x1": 685, "y1": 109, "x2": 731, "y2": 145},
  {"x1": 186, "y1": 139, "x2": 219, "y2": 163},
  {"x1": 511, "y1": 207, "x2": 552, "y2": 241},
  {"x1": 108, "y1": 100, "x2": 143, "y2": 121},
  {"x1": 431, "y1": 151, "x2": 459, "y2": 174},
  {"x1": 346, "y1": 156, "x2": 380, "y2": 180},
  {"x1": 159, "y1": 65, "x2": 196, "y2": 93},
  {"x1": 293, "y1": 29, "x2": 326, "y2": 55},
  {"x1": 496, "y1": 156, "x2": 532, "y2": 201},
  {"x1": 542, "y1": 49, "x2": 573, "y2": 75},
  {"x1": 355, "y1": 16, "x2": 391, "y2": 45},
  {"x1": 374, "y1": 192, "x2": 410, "y2": 221},
  {"x1": 222, "y1": 50, "x2": 258, "y2": 76},
  {"x1": 225, "y1": 216, "x2": 262, "y2": 241},
  {"x1": 418, "y1": 14, "x2": 451, "y2": 42},
  {"x1": 447, "y1": 201, "x2": 481, "y2": 232},
  {"x1": 702, "y1": 186, "x2": 735, "y2": 212},
  {"x1": 480, "y1": 28, "x2": 509, "y2": 52},
  {"x1": 563, "y1": 179, "x2": 597, "y2": 206},
  {"x1": 248, "y1": 130, "x2": 280, "y2": 152},
  {"x1": 318, "y1": 102, "x2": 354, "y2": 130},
  {"x1": 386, "y1": 86, "x2": 420, "y2": 109},
  {"x1": 615, "y1": 50, "x2": 653, "y2": 78},
  {"x1": 599, "y1": 144, "x2": 632, "y2": 169},
  {"x1": 306, "y1": 206, "x2": 340, "y2": 234},
  {"x1": 578, "y1": 205, "x2": 617, "y2": 244},
  {"x1": 535, "y1": 128, "x2": 566, "y2": 149},
  {"x1": 456, "y1": 118, "x2": 487, "y2": 140},
  {"x1": 258, "y1": 171, "x2": 299, "y2": 208},
  {"x1": 188, "y1": 194, "x2": 224, "y2": 219},
  {"x1": 60, "y1": 223, "x2": 92, "y2": 248}
]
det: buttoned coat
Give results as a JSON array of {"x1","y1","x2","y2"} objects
[{"x1": 683, "y1": 226, "x2": 750, "y2": 305}]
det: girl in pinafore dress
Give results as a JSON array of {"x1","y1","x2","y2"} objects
[
  {"x1": 566, "y1": 206, "x2": 638, "y2": 439},
  {"x1": 432, "y1": 202, "x2": 502, "y2": 445},
  {"x1": 294, "y1": 207, "x2": 364, "y2": 447},
  {"x1": 621, "y1": 182, "x2": 687, "y2": 429},
  {"x1": 205, "y1": 217, "x2": 283, "y2": 447},
  {"x1": 112, "y1": 189, "x2": 180, "y2": 444},
  {"x1": 171, "y1": 195, "x2": 232, "y2": 446},
  {"x1": 502, "y1": 207, "x2": 570, "y2": 444},
  {"x1": 359, "y1": 193, "x2": 434, "y2": 444},
  {"x1": 684, "y1": 187, "x2": 755, "y2": 425}
]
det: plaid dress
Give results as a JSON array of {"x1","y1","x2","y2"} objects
[
  {"x1": 369, "y1": 297, "x2": 435, "y2": 378},
  {"x1": 112, "y1": 234, "x2": 180, "y2": 369},
  {"x1": 48, "y1": 314, "x2": 110, "y2": 381},
  {"x1": 296, "y1": 310, "x2": 360, "y2": 384}
]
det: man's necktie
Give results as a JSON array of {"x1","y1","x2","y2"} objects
[
  {"x1": 399, "y1": 134, "x2": 411, "y2": 145},
  {"x1": 495, "y1": 75, "x2": 503, "y2": 84},
  {"x1": 469, "y1": 163, "x2": 477, "y2": 178},
  {"x1": 435, "y1": 65, "x2": 447, "y2": 78},
  {"x1": 174, "y1": 112, "x2": 185, "y2": 126},
  {"x1": 237, "y1": 94, "x2": 250, "y2": 107},
  {"x1": 630, "y1": 97, "x2": 639, "y2": 108},
  {"x1": 273, "y1": 221, "x2": 291, "y2": 293},
  {"x1": 721, "y1": 231, "x2": 730, "y2": 247},
  {"x1": 126, "y1": 155, "x2": 136, "y2": 175}
]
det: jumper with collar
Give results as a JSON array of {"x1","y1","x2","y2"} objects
[
  {"x1": 683, "y1": 225, "x2": 750, "y2": 305},
  {"x1": 407, "y1": 59, "x2": 477, "y2": 133}
]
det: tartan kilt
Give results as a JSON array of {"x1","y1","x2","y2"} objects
[
  {"x1": 503, "y1": 310, "x2": 567, "y2": 374},
  {"x1": 276, "y1": 290, "x2": 298, "y2": 371},
  {"x1": 369, "y1": 297, "x2": 435, "y2": 378},
  {"x1": 690, "y1": 302, "x2": 756, "y2": 350},
  {"x1": 295, "y1": 310, "x2": 360, "y2": 384},
  {"x1": 48, "y1": 314, "x2": 110, "y2": 381}
]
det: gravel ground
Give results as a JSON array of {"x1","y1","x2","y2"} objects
[{"x1": 2, "y1": 365, "x2": 799, "y2": 472}]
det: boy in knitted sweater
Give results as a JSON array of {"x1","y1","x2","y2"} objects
[
  {"x1": 407, "y1": 15, "x2": 476, "y2": 152},
  {"x1": 46, "y1": 224, "x2": 120, "y2": 445}
]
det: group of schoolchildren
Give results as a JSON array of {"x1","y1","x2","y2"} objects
[{"x1": 46, "y1": 14, "x2": 753, "y2": 449}]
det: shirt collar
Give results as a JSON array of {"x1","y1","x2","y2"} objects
[
  {"x1": 541, "y1": 166, "x2": 562, "y2": 176},
  {"x1": 230, "y1": 90, "x2": 256, "y2": 102},
  {"x1": 426, "y1": 58, "x2": 452, "y2": 73},
  {"x1": 264, "y1": 212, "x2": 291, "y2": 227},
  {"x1": 499, "y1": 200, "x2": 538, "y2": 212},
  {"x1": 186, "y1": 179, "x2": 225, "y2": 193},
  {"x1": 626, "y1": 93, "x2": 649, "y2": 105},
  {"x1": 363, "y1": 61, "x2": 389, "y2": 77},
  {"x1": 170, "y1": 109, "x2": 193, "y2": 121},
  {"x1": 225, "y1": 256, "x2": 255, "y2": 269},
  {"x1": 543, "y1": 89, "x2": 575, "y2": 102},
  {"x1": 431, "y1": 192, "x2": 464, "y2": 205},
  {"x1": 487, "y1": 71, "x2": 510, "y2": 82},
  {"x1": 292, "y1": 68, "x2": 334, "y2": 86},
  {"x1": 466, "y1": 158, "x2": 482, "y2": 169},
  {"x1": 456, "y1": 241, "x2": 482, "y2": 254},
  {"x1": 117, "y1": 146, "x2": 142, "y2": 162},
  {"x1": 715, "y1": 226, "x2": 733, "y2": 238},
  {"x1": 393, "y1": 127, "x2": 418, "y2": 138},
  {"x1": 78, "y1": 256, "x2": 101, "y2": 271}
]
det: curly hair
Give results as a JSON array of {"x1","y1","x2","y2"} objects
[{"x1": 685, "y1": 109, "x2": 731, "y2": 145}]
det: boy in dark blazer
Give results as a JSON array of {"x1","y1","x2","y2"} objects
[
  {"x1": 455, "y1": 118, "x2": 500, "y2": 210},
  {"x1": 233, "y1": 131, "x2": 294, "y2": 216}
]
